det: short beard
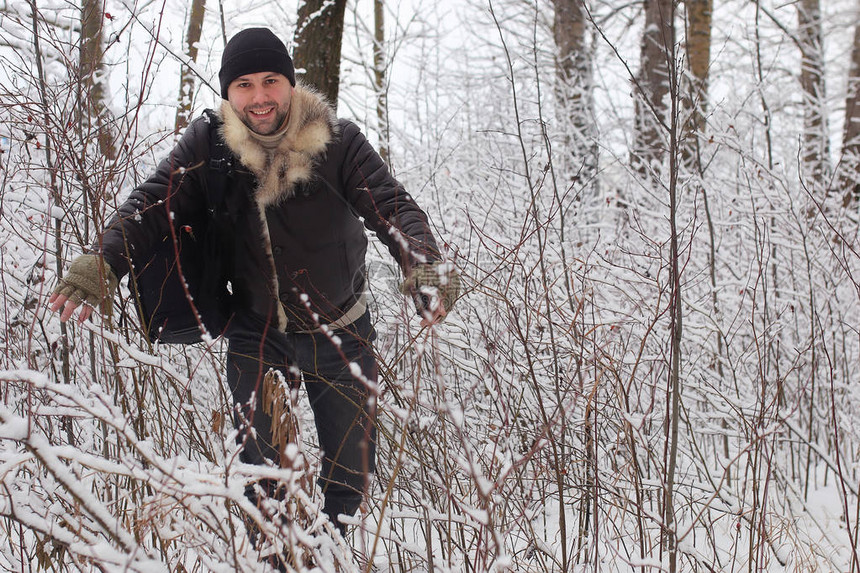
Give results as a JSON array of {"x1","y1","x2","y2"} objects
[{"x1": 240, "y1": 107, "x2": 288, "y2": 136}]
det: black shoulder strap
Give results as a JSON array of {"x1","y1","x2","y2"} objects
[
  {"x1": 202, "y1": 108, "x2": 233, "y2": 214},
  {"x1": 133, "y1": 110, "x2": 236, "y2": 344}
]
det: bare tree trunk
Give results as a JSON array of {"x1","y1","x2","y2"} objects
[
  {"x1": 631, "y1": 0, "x2": 673, "y2": 175},
  {"x1": 683, "y1": 0, "x2": 729, "y2": 483},
  {"x1": 841, "y1": 2, "x2": 860, "y2": 208},
  {"x1": 552, "y1": 0, "x2": 597, "y2": 188},
  {"x1": 293, "y1": 0, "x2": 348, "y2": 106},
  {"x1": 174, "y1": 0, "x2": 207, "y2": 133},
  {"x1": 374, "y1": 0, "x2": 389, "y2": 165},
  {"x1": 29, "y1": 0, "x2": 70, "y2": 384},
  {"x1": 798, "y1": 0, "x2": 830, "y2": 193},
  {"x1": 682, "y1": 0, "x2": 711, "y2": 166},
  {"x1": 80, "y1": 0, "x2": 115, "y2": 159},
  {"x1": 661, "y1": 7, "x2": 682, "y2": 568}
]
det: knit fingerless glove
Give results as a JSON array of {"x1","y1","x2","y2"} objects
[
  {"x1": 400, "y1": 262, "x2": 460, "y2": 317},
  {"x1": 52, "y1": 254, "x2": 119, "y2": 314}
]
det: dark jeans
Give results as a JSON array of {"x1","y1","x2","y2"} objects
[{"x1": 226, "y1": 309, "x2": 378, "y2": 528}]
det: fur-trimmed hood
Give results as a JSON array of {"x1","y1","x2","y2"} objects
[{"x1": 219, "y1": 84, "x2": 337, "y2": 207}]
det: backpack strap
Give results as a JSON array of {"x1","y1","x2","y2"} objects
[
  {"x1": 202, "y1": 108, "x2": 233, "y2": 214},
  {"x1": 134, "y1": 110, "x2": 236, "y2": 344}
]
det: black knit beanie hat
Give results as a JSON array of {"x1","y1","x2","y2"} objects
[{"x1": 219, "y1": 28, "x2": 296, "y2": 99}]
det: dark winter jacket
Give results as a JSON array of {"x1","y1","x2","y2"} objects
[{"x1": 98, "y1": 85, "x2": 440, "y2": 332}]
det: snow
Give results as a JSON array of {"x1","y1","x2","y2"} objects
[{"x1": 2, "y1": 0, "x2": 860, "y2": 571}]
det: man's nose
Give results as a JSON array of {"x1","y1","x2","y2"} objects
[{"x1": 250, "y1": 85, "x2": 268, "y2": 103}]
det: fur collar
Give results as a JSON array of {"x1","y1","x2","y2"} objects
[{"x1": 219, "y1": 84, "x2": 336, "y2": 207}]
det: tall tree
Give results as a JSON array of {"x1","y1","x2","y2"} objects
[
  {"x1": 841, "y1": 3, "x2": 860, "y2": 207},
  {"x1": 174, "y1": 0, "x2": 207, "y2": 133},
  {"x1": 682, "y1": 0, "x2": 712, "y2": 166},
  {"x1": 552, "y1": 0, "x2": 597, "y2": 187},
  {"x1": 631, "y1": 0, "x2": 674, "y2": 174},
  {"x1": 79, "y1": 0, "x2": 115, "y2": 159},
  {"x1": 797, "y1": 0, "x2": 830, "y2": 192},
  {"x1": 293, "y1": 0, "x2": 348, "y2": 106},
  {"x1": 683, "y1": 0, "x2": 730, "y2": 485},
  {"x1": 373, "y1": 0, "x2": 389, "y2": 164}
]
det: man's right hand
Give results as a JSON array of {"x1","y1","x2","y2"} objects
[{"x1": 48, "y1": 254, "x2": 118, "y2": 324}]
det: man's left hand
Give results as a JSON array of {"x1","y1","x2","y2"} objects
[{"x1": 401, "y1": 262, "x2": 460, "y2": 326}]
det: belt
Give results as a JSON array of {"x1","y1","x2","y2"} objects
[{"x1": 291, "y1": 289, "x2": 367, "y2": 334}]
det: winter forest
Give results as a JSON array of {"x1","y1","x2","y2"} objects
[{"x1": 1, "y1": 0, "x2": 860, "y2": 571}]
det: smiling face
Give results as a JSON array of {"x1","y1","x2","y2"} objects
[{"x1": 227, "y1": 71, "x2": 293, "y2": 135}]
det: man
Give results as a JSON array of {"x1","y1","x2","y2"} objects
[{"x1": 48, "y1": 28, "x2": 458, "y2": 536}]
